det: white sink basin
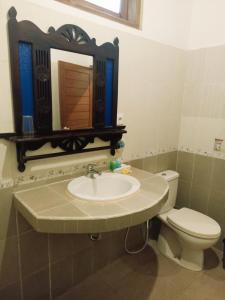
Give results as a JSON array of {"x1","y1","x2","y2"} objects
[{"x1": 67, "y1": 172, "x2": 141, "y2": 201}]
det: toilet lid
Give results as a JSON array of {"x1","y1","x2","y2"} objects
[{"x1": 167, "y1": 208, "x2": 221, "y2": 239}]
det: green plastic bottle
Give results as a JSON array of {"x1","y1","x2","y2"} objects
[{"x1": 109, "y1": 159, "x2": 121, "y2": 171}]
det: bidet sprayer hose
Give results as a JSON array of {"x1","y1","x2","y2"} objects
[{"x1": 124, "y1": 220, "x2": 150, "y2": 255}]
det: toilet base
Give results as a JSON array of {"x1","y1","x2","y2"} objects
[
  {"x1": 157, "y1": 224, "x2": 204, "y2": 271},
  {"x1": 180, "y1": 247, "x2": 203, "y2": 271}
]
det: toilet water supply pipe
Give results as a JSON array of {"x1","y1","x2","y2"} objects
[{"x1": 124, "y1": 220, "x2": 150, "y2": 254}]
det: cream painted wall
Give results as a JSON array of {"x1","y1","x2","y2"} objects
[
  {"x1": 188, "y1": 0, "x2": 225, "y2": 49},
  {"x1": 142, "y1": 0, "x2": 192, "y2": 49},
  {"x1": 179, "y1": 45, "x2": 225, "y2": 157},
  {"x1": 179, "y1": 1, "x2": 225, "y2": 156},
  {"x1": 0, "y1": 0, "x2": 186, "y2": 183},
  {"x1": 27, "y1": 0, "x2": 193, "y2": 49}
]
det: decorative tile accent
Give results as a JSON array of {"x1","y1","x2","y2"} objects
[
  {"x1": 0, "y1": 159, "x2": 110, "y2": 190},
  {"x1": 0, "y1": 148, "x2": 179, "y2": 190},
  {"x1": 178, "y1": 145, "x2": 225, "y2": 160},
  {"x1": 124, "y1": 147, "x2": 178, "y2": 164},
  {"x1": 0, "y1": 178, "x2": 14, "y2": 189}
]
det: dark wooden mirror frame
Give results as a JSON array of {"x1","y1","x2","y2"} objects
[{"x1": 2, "y1": 6, "x2": 126, "y2": 172}]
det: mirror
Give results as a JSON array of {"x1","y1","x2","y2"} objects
[
  {"x1": 51, "y1": 49, "x2": 94, "y2": 131},
  {"x1": 6, "y1": 7, "x2": 125, "y2": 172}
]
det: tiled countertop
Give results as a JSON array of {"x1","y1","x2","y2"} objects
[{"x1": 14, "y1": 168, "x2": 169, "y2": 234}]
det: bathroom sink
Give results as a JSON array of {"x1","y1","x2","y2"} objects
[{"x1": 67, "y1": 172, "x2": 141, "y2": 201}]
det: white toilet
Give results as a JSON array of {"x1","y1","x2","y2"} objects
[{"x1": 156, "y1": 170, "x2": 221, "y2": 271}]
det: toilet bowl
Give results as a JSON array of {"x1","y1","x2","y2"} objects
[{"x1": 156, "y1": 171, "x2": 221, "y2": 271}]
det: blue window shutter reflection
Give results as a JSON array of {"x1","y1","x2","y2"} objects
[
  {"x1": 18, "y1": 42, "x2": 34, "y2": 116},
  {"x1": 105, "y1": 59, "x2": 113, "y2": 127}
]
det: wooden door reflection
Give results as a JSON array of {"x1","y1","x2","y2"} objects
[{"x1": 58, "y1": 61, "x2": 93, "y2": 129}]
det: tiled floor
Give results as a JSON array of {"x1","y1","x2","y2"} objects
[{"x1": 56, "y1": 244, "x2": 225, "y2": 300}]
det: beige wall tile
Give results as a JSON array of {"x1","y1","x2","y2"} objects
[
  {"x1": 177, "y1": 151, "x2": 194, "y2": 181},
  {"x1": 73, "y1": 234, "x2": 94, "y2": 255},
  {"x1": 192, "y1": 154, "x2": 213, "y2": 186},
  {"x1": 189, "y1": 184, "x2": 210, "y2": 214},
  {"x1": 20, "y1": 231, "x2": 48, "y2": 277},
  {"x1": 0, "y1": 188, "x2": 17, "y2": 240},
  {"x1": 211, "y1": 158, "x2": 225, "y2": 193},
  {"x1": 92, "y1": 237, "x2": 111, "y2": 273},
  {"x1": 176, "y1": 179, "x2": 191, "y2": 209},
  {"x1": 109, "y1": 230, "x2": 126, "y2": 261},
  {"x1": 129, "y1": 158, "x2": 144, "y2": 169},
  {"x1": 167, "y1": 151, "x2": 178, "y2": 171},
  {"x1": 208, "y1": 190, "x2": 225, "y2": 225},
  {"x1": 49, "y1": 234, "x2": 74, "y2": 263},
  {"x1": 0, "y1": 281, "x2": 21, "y2": 300},
  {"x1": 0, "y1": 236, "x2": 20, "y2": 289},
  {"x1": 156, "y1": 152, "x2": 178, "y2": 173},
  {"x1": 51, "y1": 257, "x2": 73, "y2": 299},
  {"x1": 71, "y1": 231, "x2": 126, "y2": 287},
  {"x1": 22, "y1": 268, "x2": 50, "y2": 300},
  {"x1": 157, "y1": 153, "x2": 170, "y2": 172},
  {"x1": 143, "y1": 155, "x2": 158, "y2": 173},
  {"x1": 131, "y1": 152, "x2": 177, "y2": 174},
  {"x1": 73, "y1": 248, "x2": 94, "y2": 285},
  {"x1": 131, "y1": 168, "x2": 153, "y2": 180},
  {"x1": 16, "y1": 211, "x2": 33, "y2": 235}
]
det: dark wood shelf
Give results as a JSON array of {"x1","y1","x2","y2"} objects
[
  {"x1": 7, "y1": 126, "x2": 126, "y2": 143},
  {"x1": 6, "y1": 126, "x2": 126, "y2": 172}
]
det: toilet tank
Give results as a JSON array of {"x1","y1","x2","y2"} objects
[{"x1": 157, "y1": 170, "x2": 179, "y2": 214}]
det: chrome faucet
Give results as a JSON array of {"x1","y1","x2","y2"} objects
[{"x1": 86, "y1": 163, "x2": 102, "y2": 179}]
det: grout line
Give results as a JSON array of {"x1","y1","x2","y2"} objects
[
  {"x1": 47, "y1": 234, "x2": 52, "y2": 300},
  {"x1": 19, "y1": 228, "x2": 34, "y2": 237},
  {"x1": 205, "y1": 157, "x2": 215, "y2": 215},
  {"x1": 0, "y1": 232, "x2": 18, "y2": 242},
  {"x1": 21, "y1": 265, "x2": 51, "y2": 280},
  {"x1": 15, "y1": 211, "x2": 24, "y2": 300},
  {"x1": 71, "y1": 255, "x2": 75, "y2": 286},
  {"x1": 175, "y1": 150, "x2": 178, "y2": 171},
  {"x1": 188, "y1": 152, "x2": 196, "y2": 208}
]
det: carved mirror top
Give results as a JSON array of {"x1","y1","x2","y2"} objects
[{"x1": 8, "y1": 6, "x2": 119, "y2": 51}]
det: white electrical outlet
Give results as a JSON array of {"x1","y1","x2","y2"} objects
[{"x1": 214, "y1": 138, "x2": 224, "y2": 151}]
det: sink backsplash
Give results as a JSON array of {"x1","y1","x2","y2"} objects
[
  {"x1": 0, "y1": 148, "x2": 177, "y2": 190},
  {"x1": 11, "y1": 159, "x2": 110, "y2": 189}
]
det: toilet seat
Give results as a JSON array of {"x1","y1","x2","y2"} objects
[{"x1": 167, "y1": 208, "x2": 221, "y2": 239}]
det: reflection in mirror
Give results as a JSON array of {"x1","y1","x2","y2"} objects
[{"x1": 51, "y1": 49, "x2": 93, "y2": 131}]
